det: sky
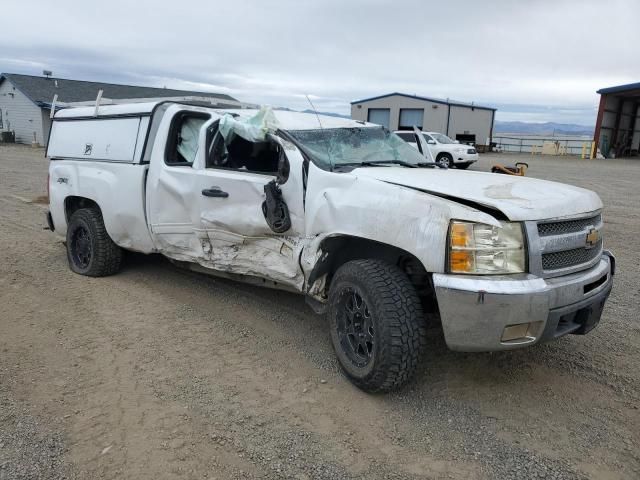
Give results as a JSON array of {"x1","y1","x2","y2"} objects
[{"x1": 1, "y1": 0, "x2": 638, "y2": 126}]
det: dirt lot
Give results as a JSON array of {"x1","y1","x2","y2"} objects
[{"x1": 0, "y1": 144, "x2": 638, "y2": 480}]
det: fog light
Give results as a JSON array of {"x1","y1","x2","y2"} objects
[{"x1": 501, "y1": 323, "x2": 532, "y2": 342}]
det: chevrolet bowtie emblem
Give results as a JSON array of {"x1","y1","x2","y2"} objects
[{"x1": 585, "y1": 227, "x2": 600, "y2": 249}]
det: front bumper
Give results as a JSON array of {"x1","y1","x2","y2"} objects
[
  {"x1": 432, "y1": 251, "x2": 614, "y2": 352},
  {"x1": 453, "y1": 152, "x2": 479, "y2": 163}
]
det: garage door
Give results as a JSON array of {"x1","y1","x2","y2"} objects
[
  {"x1": 399, "y1": 109, "x2": 424, "y2": 130},
  {"x1": 367, "y1": 108, "x2": 390, "y2": 129}
]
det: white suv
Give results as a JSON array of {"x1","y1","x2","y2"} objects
[{"x1": 394, "y1": 130, "x2": 479, "y2": 169}]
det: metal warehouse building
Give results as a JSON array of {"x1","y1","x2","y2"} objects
[
  {"x1": 350, "y1": 92, "x2": 496, "y2": 145},
  {"x1": 594, "y1": 82, "x2": 640, "y2": 158},
  {"x1": 0, "y1": 73, "x2": 239, "y2": 146}
]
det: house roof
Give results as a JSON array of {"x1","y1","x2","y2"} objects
[
  {"x1": 0, "y1": 73, "x2": 237, "y2": 106},
  {"x1": 597, "y1": 82, "x2": 640, "y2": 96},
  {"x1": 350, "y1": 92, "x2": 496, "y2": 111}
]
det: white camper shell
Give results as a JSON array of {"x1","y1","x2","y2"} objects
[
  {"x1": 48, "y1": 105, "x2": 152, "y2": 163},
  {"x1": 46, "y1": 101, "x2": 615, "y2": 393}
]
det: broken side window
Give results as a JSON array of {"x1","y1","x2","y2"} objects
[{"x1": 207, "y1": 122, "x2": 280, "y2": 175}]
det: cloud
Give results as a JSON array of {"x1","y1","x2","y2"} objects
[{"x1": 1, "y1": 0, "x2": 637, "y2": 124}]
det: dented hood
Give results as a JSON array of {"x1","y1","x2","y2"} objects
[{"x1": 351, "y1": 167, "x2": 602, "y2": 221}]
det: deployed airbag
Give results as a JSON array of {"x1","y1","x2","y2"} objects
[
  {"x1": 177, "y1": 117, "x2": 206, "y2": 163},
  {"x1": 219, "y1": 106, "x2": 280, "y2": 143}
]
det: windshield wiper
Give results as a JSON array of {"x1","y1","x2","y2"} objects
[
  {"x1": 333, "y1": 160, "x2": 445, "y2": 171},
  {"x1": 359, "y1": 160, "x2": 448, "y2": 169},
  {"x1": 332, "y1": 160, "x2": 417, "y2": 171},
  {"x1": 359, "y1": 160, "x2": 417, "y2": 168},
  {"x1": 416, "y1": 162, "x2": 448, "y2": 169}
]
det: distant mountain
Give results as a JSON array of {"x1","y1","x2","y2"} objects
[{"x1": 495, "y1": 121, "x2": 593, "y2": 136}]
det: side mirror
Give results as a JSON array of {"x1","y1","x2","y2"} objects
[
  {"x1": 454, "y1": 140, "x2": 460, "y2": 144},
  {"x1": 427, "y1": 140, "x2": 436, "y2": 145}
]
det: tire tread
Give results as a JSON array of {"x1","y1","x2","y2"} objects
[
  {"x1": 67, "y1": 208, "x2": 122, "y2": 277},
  {"x1": 329, "y1": 259, "x2": 427, "y2": 393}
]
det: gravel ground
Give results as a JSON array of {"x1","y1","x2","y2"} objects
[{"x1": 0, "y1": 144, "x2": 638, "y2": 479}]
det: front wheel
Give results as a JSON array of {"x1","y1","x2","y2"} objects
[
  {"x1": 328, "y1": 259, "x2": 426, "y2": 393},
  {"x1": 436, "y1": 153, "x2": 453, "y2": 168},
  {"x1": 66, "y1": 208, "x2": 123, "y2": 277}
]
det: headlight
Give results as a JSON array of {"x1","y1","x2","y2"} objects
[{"x1": 448, "y1": 221, "x2": 526, "y2": 274}]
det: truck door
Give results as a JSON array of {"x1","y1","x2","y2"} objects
[
  {"x1": 414, "y1": 126, "x2": 435, "y2": 163},
  {"x1": 146, "y1": 106, "x2": 305, "y2": 290}
]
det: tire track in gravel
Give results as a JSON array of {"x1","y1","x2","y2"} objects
[
  {"x1": 0, "y1": 200, "x2": 478, "y2": 478},
  {"x1": 1, "y1": 145, "x2": 639, "y2": 479}
]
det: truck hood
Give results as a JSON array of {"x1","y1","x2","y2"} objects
[{"x1": 352, "y1": 167, "x2": 602, "y2": 221}]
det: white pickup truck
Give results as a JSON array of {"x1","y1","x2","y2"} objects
[{"x1": 46, "y1": 101, "x2": 615, "y2": 392}]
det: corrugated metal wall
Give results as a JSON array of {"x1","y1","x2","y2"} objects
[
  {"x1": 0, "y1": 79, "x2": 46, "y2": 145},
  {"x1": 447, "y1": 105, "x2": 493, "y2": 145},
  {"x1": 596, "y1": 95, "x2": 640, "y2": 157},
  {"x1": 351, "y1": 94, "x2": 494, "y2": 145}
]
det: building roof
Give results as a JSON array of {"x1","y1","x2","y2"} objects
[
  {"x1": 0, "y1": 73, "x2": 237, "y2": 106},
  {"x1": 597, "y1": 82, "x2": 640, "y2": 95},
  {"x1": 350, "y1": 92, "x2": 497, "y2": 111}
]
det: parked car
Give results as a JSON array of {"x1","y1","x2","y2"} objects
[
  {"x1": 394, "y1": 130, "x2": 479, "y2": 168},
  {"x1": 46, "y1": 102, "x2": 614, "y2": 393}
]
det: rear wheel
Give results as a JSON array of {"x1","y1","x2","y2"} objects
[
  {"x1": 328, "y1": 259, "x2": 426, "y2": 393},
  {"x1": 66, "y1": 208, "x2": 123, "y2": 277},
  {"x1": 436, "y1": 153, "x2": 453, "y2": 168}
]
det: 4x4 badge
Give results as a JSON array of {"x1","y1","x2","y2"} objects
[{"x1": 585, "y1": 227, "x2": 600, "y2": 249}]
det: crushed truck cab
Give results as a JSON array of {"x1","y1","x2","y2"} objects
[{"x1": 47, "y1": 101, "x2": 615, "y2": 393}]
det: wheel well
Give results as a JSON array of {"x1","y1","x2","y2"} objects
[
  {"x1": 308, "y1": 235, "x2": 438, "y2": 313},
  {"x1": 64, "y1": 196, "x2": 100, "y2": 223},
  {"x1": 436, "y1": 152, "x2": 452, "y2": 159}
]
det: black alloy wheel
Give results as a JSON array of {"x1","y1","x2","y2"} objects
[
  {"x1": 70, "y1": 224, "x2": 92, "y2": 269},
  {"x1": 336, "y1": 288, "x2": 375, "y2": 368}
]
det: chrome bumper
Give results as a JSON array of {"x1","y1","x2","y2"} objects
[
  {"x1": 432, "y1": 251, "x2": 614, "y2": 352},
  {"x1": 454, "y1": 153, "x2": 478, "y2": 163}
]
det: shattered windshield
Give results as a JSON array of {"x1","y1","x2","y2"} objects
[{"x1": 287, "y1": 127, "x2": 427, "y2": 170}]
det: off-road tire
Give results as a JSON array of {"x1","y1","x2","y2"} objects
[
  {"x1": 436, "y1": 153, "x2": 453, "y2": 168},
  {"x1": 328, "y1": 259, "x2": 427, "y2": 393},
  {"x1": 66, "y1": 208, "x2": 123, "y2": 277}
]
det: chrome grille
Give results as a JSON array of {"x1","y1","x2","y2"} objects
[
  {"x1": 538, "y1": 214, "x2": 602, "y2": 236},
  {"x1": 542, "y1": 240, "x2": 603, "y2": 270},
  {"x1": 528, "y1": 212, "x2": 605, "y2": 276}
]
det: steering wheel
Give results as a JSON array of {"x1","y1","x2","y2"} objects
[{"x1": 210, "y1": 133, "x2": 229, "y2": 166}]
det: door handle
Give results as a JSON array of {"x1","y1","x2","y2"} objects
[{"x1": 201, "y1": 186, "x2": 229, "y2": 198}]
